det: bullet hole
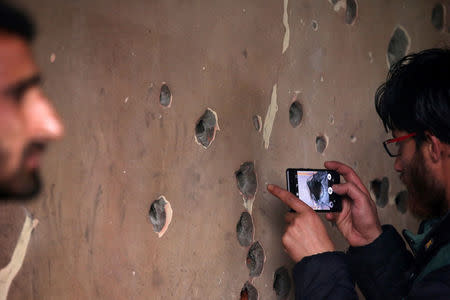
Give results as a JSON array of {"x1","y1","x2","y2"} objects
[
  {"x1": 150, "y1": 198, "x2": 165, "y2": 232},
  {"x1": 350, "y1": 135, "x2": 357, "y2": 143},
  {"x1": 236, "y1": 212, "x2": 254, "y2": 247},
  {"x1": 159, "y1": 83, "x2": 172, "y2": 107},
  {"x1": 252, "y1": 115, "x2": 262, "y2": 132},
  {"x1": 289, "y1": 101, "x2": 303, "y2": 128},
  {"x1": 395, "y1": 190, "x2": 408, "y2": 214},
  {"x1": 149, "y1": 196, "x2": 173, "y2": 238},
  {"x1": 235, "y1": 162, "x2": 258, "y2": 201},
  {"x1": 316, "y1": 135, "x2": 328, "y2": 153},
  {"x1": 240, "y1": 281, "x2": 258, "y2": 300},
  {"x1": 370, "y1": 177, "x2": 389, "y2": 208},
  {"x1": 387, "y1": 26, "x2": 410, "y2": 68},
  {"x1": 431, "y1": 3, "x2": 445, "y2": 31},
  {"x1": 273, "y1": 266, "x2": 291, "y2": 299},
  {"x1": 195, "y1": 108, "x2": 219, "y2": 149},
  {"x1": 246, "y1": 241, "x2": 265, "y2": 277},
  {"x1": 345, "y1": 0, "x2": 357, "y2": 25},
  {"x1": 312, "y1": 20, "x2": 319, "y2": 31},
  {"x1": 235, "y1": 161, "x2": 258, "y2": 213},
  {"x1": 242, "y1": 49, "x2": 248, "y2": 58}
]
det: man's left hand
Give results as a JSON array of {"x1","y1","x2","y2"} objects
[{"x1": 267, "y1": 184, "x2": 335, "y2": 263}]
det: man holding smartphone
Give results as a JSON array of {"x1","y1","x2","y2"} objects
[{"x1": 268, "y1": 48, "x2": 450, "y2": 299}]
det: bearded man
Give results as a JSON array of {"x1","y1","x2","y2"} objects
[
  {"x1": 268, "y1": 48, "x2": 450, "y2": 299},
  {"x1": 0, "y1": 2, "x2": 63, "y2": 200},
  {"x1": 0, "y1": 2, "x2": 64, "y2": 299}
]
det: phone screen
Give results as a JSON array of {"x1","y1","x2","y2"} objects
[{"x1": 286, "y1": 169, "x2": 340, "y2": 211}]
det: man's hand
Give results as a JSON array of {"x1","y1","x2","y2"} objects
[
  {"x1": 324, "y1": 161, "x2": 382, "y2": 247},
  {"x1": 267, "y1": 184, "x2": 335, "y2": 263}
]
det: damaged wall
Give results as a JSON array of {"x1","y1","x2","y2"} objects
[{"x1": 3, "y1": 0, "x2": 449, "y2": 299}]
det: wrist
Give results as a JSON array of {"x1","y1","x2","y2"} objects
[{"x1": 365, "y1": 226, "x2": 382, "y2": 245}]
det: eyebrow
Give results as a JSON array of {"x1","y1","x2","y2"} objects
[{"x1": 3, "y1": 74, "x2": 42, "y2": 99}]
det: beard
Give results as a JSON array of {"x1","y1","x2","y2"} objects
[
  {"x1": 0, "y1": 143, "x2": 43, "y2": 201},
  {"x1": 404, "y1": 150, "x2": 447, "y2": 219}
]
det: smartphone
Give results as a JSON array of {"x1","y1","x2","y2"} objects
[{"x1": 286, "y1": 168, "x2": 342, "y2": 212}]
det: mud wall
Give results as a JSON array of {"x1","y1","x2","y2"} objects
[{"x1": 7, "y1": 0, "x2": 450, "y2": 299}]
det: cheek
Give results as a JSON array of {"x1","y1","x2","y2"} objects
[
  {"x1": 396, "y1": 144, "x2": 417, "y2": 172},
  {"x1": 0, "y1": 104, "x2": 27, "y2": 176}
]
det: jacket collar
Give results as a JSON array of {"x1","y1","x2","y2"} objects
[{"x1": 403, "y1": 217, "x2": 442, "y2": 255}]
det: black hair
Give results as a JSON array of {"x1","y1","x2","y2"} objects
[
  {"x1": 0, "y1": 2, "x2": 35, "y2": 42},
  {"x1": 375, "y1": 48, "x2": 450, "y2": 145}
]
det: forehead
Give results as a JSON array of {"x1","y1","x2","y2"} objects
[{"x1": 0, "y1": 33, "x2": 37, "y2": 91}]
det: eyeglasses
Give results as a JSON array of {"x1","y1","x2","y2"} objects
[{"x1": 383, "y1": 132, "x2": 416, "y2": 157}]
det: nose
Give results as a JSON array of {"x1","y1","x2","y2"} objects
[
  {"x1": 394, "y1": 156, "x2": 403, "y2": 173},
  {"x1": 24, "y1": 89, "x2": 65, "y2": 141}
]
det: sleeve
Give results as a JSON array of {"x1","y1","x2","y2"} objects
[
  {"x1": 292, "y1": 251, "x2": 358, "y2": 300},
  {"x1": 347, "y1": 224, "x2": 414, "y2": 300},
  {"x1": 407, "y1": 265, "x2": 450, "y2": 300}
]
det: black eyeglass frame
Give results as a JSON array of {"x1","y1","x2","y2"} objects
[{"x1": 382, "y1": 132, "x2": 417, "y2": 157}]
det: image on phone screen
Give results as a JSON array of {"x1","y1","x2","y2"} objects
[{"x1": 295, "y1": 170, "x2": 334, "y2": 210}]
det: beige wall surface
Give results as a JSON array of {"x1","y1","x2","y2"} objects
[{"x1": 3, "y1": 0, "x2": 449, "y2": 299}]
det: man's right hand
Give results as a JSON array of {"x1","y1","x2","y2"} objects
[{"x1": 324, "y1": 161, "x2": 382, "y2": 247}]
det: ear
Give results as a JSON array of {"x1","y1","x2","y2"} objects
[{"x1": 424, "y1": 132, "x2": 443, "y2": 163}]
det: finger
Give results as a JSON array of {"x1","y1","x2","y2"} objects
[
  {"x1": 332, "y1": 182, "x2": 368, "y2": 208},
  {"x1": 281, "y1": 231, "x2": 295, "y2": 249},
  {"x1": 268, "y1": 184, "x2": 312, "y2": 213},
  {"x1": 324, "y1": 161, "x2": 370, "y2": 195},
  {"x1": 285, "y1": 212, "x2": 296, "y2": 224}
]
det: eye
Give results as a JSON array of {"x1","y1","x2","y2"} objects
[
  {"x1": 10, "y1": 86, "x2": 27, "y2": 102},
  {"x1": 4, "y1": 75, "x2": 42, "y2": 102}
]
